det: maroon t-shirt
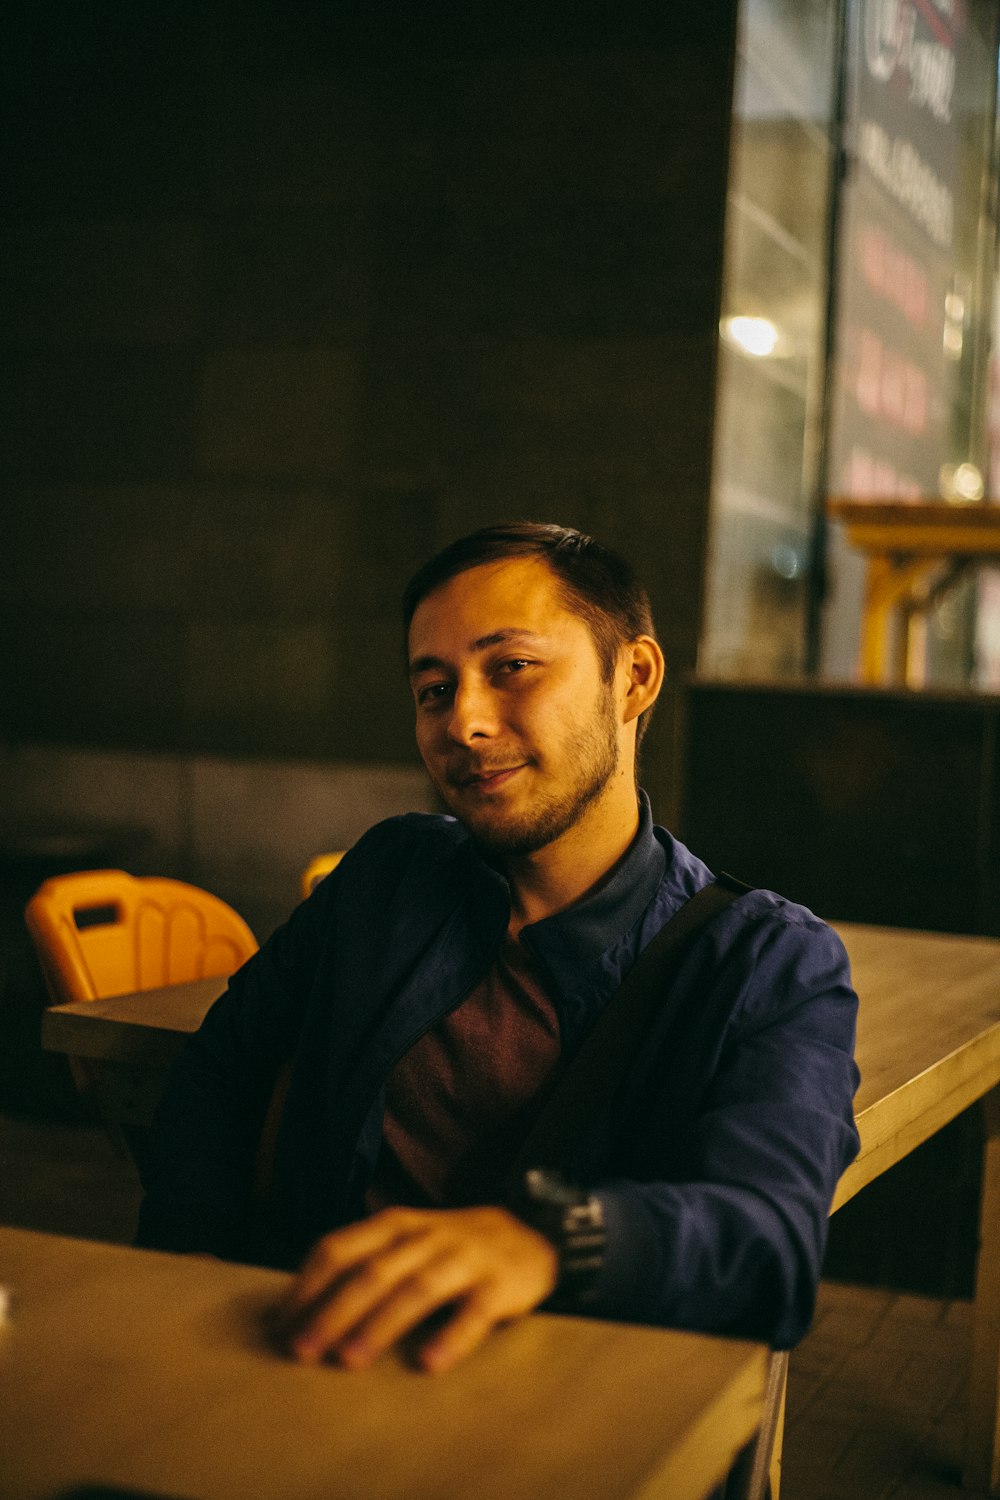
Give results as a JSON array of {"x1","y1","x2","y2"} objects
[{"x1": 368, "y1": 931, "x2": 561, "y2": 1208}]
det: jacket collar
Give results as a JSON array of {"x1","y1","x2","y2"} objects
[{"x1": 465, "y1": 791, "x2": 667, "y2": 972}]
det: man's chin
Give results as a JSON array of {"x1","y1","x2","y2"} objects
[
  {"x1": 436, "y1": 792, "x2": 544, "y2": 856},
  {"x1": 469, "y1": 823, "x2": 553, "y2": 858},
  {"x1": 456, "y1": 800, "x2": 582, "y2": 859}
]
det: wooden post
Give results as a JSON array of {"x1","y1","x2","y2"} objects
[
  {"x1": 967, "y1": 1087, "x2": 1000, "y2": 1494},
  {"x1": 860, "y1": 556, "x2": 894, "y2": 682},
  {"x1": 858, "y1": 554, "x2": 941, "y2": 684}
]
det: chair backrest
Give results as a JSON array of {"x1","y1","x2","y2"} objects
[
  {"x1": 25, "y1": 869, "x2": 258, "y2": 1004},
  {"x1": 300, "y1": 852, "x2": 345, "y2": 901}
]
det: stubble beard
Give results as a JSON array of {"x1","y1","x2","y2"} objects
[{"x1": 441, "y1": 685, "x2": 622, "y2": 858}]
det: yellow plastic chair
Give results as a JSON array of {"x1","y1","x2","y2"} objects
[
  {"x1": 25, "y1": 868, "x2": 257, "y2": 1004},
  {"x1": 25, "y1": 869, "x2": 258, "y2": 1146},
  {"x1": 300, "y1": 851, "x2": 345, "y2": 900}
]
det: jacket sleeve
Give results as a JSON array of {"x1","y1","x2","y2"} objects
[
  {"x1": 135, "y1": 871, "x2": 340, "y2": 1259},
  {"x1": 589, "y1": 904, "x2": 860, "y2": 1349}
]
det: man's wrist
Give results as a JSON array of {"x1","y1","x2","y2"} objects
[{"x1": 509, "y1": 1168, "x2": 606, "y2": 1310}]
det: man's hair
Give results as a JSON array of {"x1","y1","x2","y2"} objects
[{"x1": 403, "y1": 521, "x2": 660, "y2": 743}]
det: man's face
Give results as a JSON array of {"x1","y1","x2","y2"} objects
[{"x1": 407, "y1": 556, "x2": 628, "y2": 856}]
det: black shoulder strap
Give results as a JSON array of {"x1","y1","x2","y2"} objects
[{"x1": 506, "y1": 872, "x2": 752, "y2": 1182}]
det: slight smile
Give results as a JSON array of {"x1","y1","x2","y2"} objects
[{"x1": 454, "y1": 765, "x2": 527, "y2": 793}]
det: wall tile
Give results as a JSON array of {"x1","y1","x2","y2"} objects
[
  {"x1": 4, "y1": 487, "x2": 202, "y2": 612},
  {"x1": 174, "y1": 486, "x2": 352, "y2": 617},
  {"x1": 184, "y1": 620, "x2": 332, "y2": 718},
  {"x1": 205, "y1": 77, "x2": 378, "y2": 209},
  {"x1": 186, "y1": 753, "x2": 434, "y2": 935},
  {"x1": 0, "y1": 604, "x2": 187, "y2": 749},
  {"x1": 204, "y1": 210, "x2": 368, "y2": 345},
  {"x1": 0, "y1": 349, "x2": 199, "y2": 482},
  {"x1": 365, "y1": 198, "x2": 715, "y2": 340},
  {"x1": 0, "y1": 743, "x2": 187, "y2": 872},
  {"x1": 0, "y1": 741, "x2": 435, "y2": 940},
  {"x1": 197, "y1": 347, "x2": 355, "y2": 477},
  {"x1": 188, "y1": 755, "x2": 434, "y2": 905},
  {"x1": 0, "y1": 221, "x2": 202, "y2": 344},
  {"x1": 4, "y1": 8, "x2": 739, "y2": 834},
  {"x1": 5, "y1": 14, "x2": 205, "y2": 219}
]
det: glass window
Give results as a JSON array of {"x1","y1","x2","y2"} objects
[
  {"x1": 701, "y1": 0, "x2": 841, "y2": 678},
  {"x1": 822, "y1": 0, "x2": 1000, "y2": 684}
]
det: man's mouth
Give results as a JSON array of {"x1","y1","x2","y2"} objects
[{"x1": 450, "y1": 764, "x2": 526, "y2": 791}]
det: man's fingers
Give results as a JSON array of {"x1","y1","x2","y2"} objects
[
  {"x1": 283, "y1": 1210, "x2": 421, "y2": 1320},
  {"x1": 321, "y1": 1260, "x2": 520, "y2": 1373},
  {"x1": 329, "y1": 1252, "x2": 505, "y2": 1369},
  {"x1": 289, "y1": 1234, "x2": 453, "y2": 1364},
  {"x1": 418, "y1": 1296, "x2": 498, "y2": 1373},
  {"x1": 282, "y1": 1207, "x2": 561, "y2": 1372}
]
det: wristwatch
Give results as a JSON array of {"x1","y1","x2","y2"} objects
[{"x1": 511, "y1": 1167, "x2": 606, "y2": 1310}]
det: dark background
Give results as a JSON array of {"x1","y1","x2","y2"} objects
[{"x1": 1, "y1": 0, "x2": 740, "y2": 824}]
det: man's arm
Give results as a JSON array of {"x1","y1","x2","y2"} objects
[{"x1": 586, "y1": 907, "x2": 861, "y2": 1349}]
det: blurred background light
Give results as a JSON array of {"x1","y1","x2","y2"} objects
[{"x1": 721, "y1": 314, "x2": 779, "y2": 357}]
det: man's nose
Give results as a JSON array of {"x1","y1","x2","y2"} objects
[{"x1": 446, "y1": 680, "x2": 499, "y2": 744}]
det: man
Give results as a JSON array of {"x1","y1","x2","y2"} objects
[{"x1": 138, "y1": 521, "x2": 860, "y2": 1375}]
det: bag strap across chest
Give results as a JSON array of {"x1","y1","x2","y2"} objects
[{"x1": 507, "y1": 872, "x2": 752, "y2": 1179}]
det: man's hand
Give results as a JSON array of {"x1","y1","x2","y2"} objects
[{"x1": 280, "y1": 1205, "x2": 559, "y2": 1374}]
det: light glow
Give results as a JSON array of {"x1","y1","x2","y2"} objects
[
  {"x1": 954, "y1": 462, "x2": 984, "y2": 501},
  {"x1": 722, "y1": 315, "x2": 779, "y2": 358}
]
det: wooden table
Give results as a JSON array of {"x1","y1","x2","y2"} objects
[
  {"x1": 42, "y1": 976, "x2": 226, "y2": 1130},
  {"x1": 827, "y1": 498, "x2": 1000, "y2": 685},
  {"x1": 40, "y1": 921, "x2": 1000, "y2": 1492},
  {"x1": 831, "y1": 923, "x2": 1000, "y2": 1210},
  {"x1": 0, "y1": 1224, "x2": 767, "y2": 1500}
]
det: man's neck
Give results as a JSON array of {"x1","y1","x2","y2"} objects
[{"x1": 502, "y1": 785, "x2": 642, "y2": 936}]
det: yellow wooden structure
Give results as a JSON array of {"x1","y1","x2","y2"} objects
[{"x1": 828, "y1": 498, "x2": 1000, "y2": 685}]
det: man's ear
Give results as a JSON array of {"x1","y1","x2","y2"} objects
[{"x1": 621, "y1": 636, "x2": 665, "y2": 724}]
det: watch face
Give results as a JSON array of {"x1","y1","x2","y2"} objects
[{"x1": 514, "y1": 1169, "x2": 605, "y2": 1311}]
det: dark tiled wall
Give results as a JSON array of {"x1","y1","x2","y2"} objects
[{"x1": 1, "y1": 4, "x2": 737, "y2": 822}]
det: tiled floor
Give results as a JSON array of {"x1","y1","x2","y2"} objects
[
  {"x1": 783, "y1": 1281, "x2": 981, "y2": 1500},
  {"x1": 0, "y1": 1112, "x2": 987, "y2": 1500}
]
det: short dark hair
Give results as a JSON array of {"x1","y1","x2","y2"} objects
[{"x1": 403, "y1": 521, "x2": 659, "y2": 742}]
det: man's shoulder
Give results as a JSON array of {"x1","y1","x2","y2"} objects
[
  {"x1": 350, "y1": 809, "x2": 468, "y2": 857},
  {"x1": 335, "y1": 810, "x2": 473, "y2": 890},
  {"x1": 652, "y1": 828, "x2": 850, "y2": 968},
  {"x1": 296, "y1": 811, "x2": 481, "y2": 947},
  {"x1": 726, "y1": 884, "x2": 852, "y2": 972}
]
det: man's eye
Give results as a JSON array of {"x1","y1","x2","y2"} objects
[
  {"x1": 499, "y1": 658, "x2": 532, "y2": 675},
  {"x1": 416, "y1": 682, "x2": 451, "y2": 707}
]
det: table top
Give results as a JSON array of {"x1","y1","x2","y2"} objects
[
  {"x1": 0, "y1": 1225, "x2": 767, "y2": 1500},
  {"x1": 836, "y1": 924, "x2": 1000, "y2": 1112},
  {"x1": 42, "y1": 975, "x2": 226, "y2": 1066},
  {"x1": 831, "y1": 922, "x2": 1000, "y2": 1208},
  {"x1": 828, "y1": 497, "x2": 1000, "y2": 556}
]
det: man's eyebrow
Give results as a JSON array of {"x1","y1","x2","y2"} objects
[
  {"x1": 408, "y1": 653, "x2": 447, "y2": 678},
  {"x1": 407, "y1": 630, "x2": 546, "y2": 677},
  {"x1": 470, "y1": 629, "x2": 546, "y2": 651}
]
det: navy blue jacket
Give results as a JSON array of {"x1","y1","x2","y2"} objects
[{"x1": 137, "y1": 795, "x2": 860, "y2": 1348}]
